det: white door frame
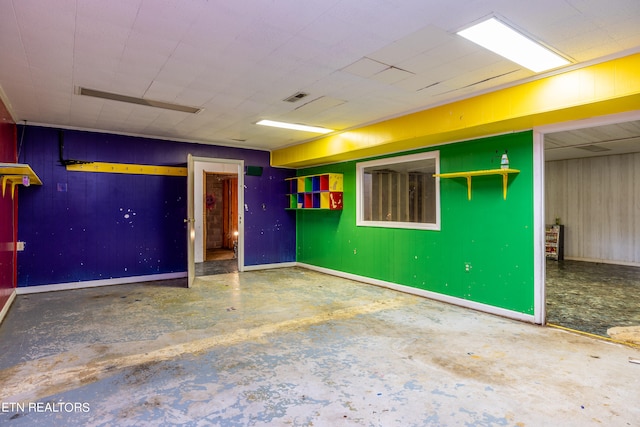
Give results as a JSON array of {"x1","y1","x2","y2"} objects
[
  {"x1": 532, "y1": 110, "x2": 640, "y2": 323},
  {"x1": 187, "y1": 155, "x2": 244, "y2": 287},
  {"x1": 532, "y1": 130, "x2": 546, "y2": 324}
]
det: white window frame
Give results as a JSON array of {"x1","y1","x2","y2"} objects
[{"x1": 356, "y1": 151, "x2": 440, "y2": 231}]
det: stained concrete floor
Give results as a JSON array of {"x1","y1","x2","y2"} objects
[
  {"x1": 0, "y1": 267, "x2": 639, "y2": 426},
  {"x1": 546, "y1": 260, "x2": 640, "y2": 339},
  {"x1": 195, "y1": 259, "x2": 239, "y2": 276}
]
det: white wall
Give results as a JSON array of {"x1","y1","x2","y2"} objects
[{"x1": 545, "y1": 153, "x2": 640, "y2": 265}]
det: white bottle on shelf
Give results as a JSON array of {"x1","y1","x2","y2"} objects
[{"x1": 500, "y1": 152, "x2": 509, "y2": 169}]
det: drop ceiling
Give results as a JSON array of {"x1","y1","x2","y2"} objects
[
  {"x1": 545, "y1": 120, "x2": 640, "y2": 161},
  {"x1": 1, "y1": 0, "x2": 639, "y2": 155}
]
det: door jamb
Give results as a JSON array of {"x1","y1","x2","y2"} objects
[
  {"x1": 532, "y1": 110, "x2": 640, "y2": 324},
  {"x1": 188, "y1": 156, "x2": 244, "y2": 287}
]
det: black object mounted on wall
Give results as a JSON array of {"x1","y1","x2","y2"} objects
[
  {"x1": 245, "y1": 166, "x2": 263, "y2": 176},
  {"x1": 58, "y1": 131, "x2": 93, "y2": 166}
]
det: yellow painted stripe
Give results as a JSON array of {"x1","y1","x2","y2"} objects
[
  {"x1": 66, "y1": 162, "x2": 187, "y2": 176},
  {"x1": 272, "y1": 53, "x2": 640, "y2": 168},
  {"x1": 547, "y1": 323, "x2": 640, "y2": 349}
]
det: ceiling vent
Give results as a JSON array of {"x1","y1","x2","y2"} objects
[
  {"x1": 283, "y1": 92, "x2": 309, "y2": 103},
  {"x1": 78, "y1": 87, "x2": 201, "y2": 114}
]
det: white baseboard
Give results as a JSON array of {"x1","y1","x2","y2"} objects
[
  {"x1": 13, "y1": 262, "x2": 299, "y2": 294},
  {"x1": 243, "y1": 262, "x2": 297, "y2": 271},
  {"x1": 297, "y1": 263, "x2": 537, "y2": 324},
  {"x1": 16, "y1": 272, "x2": 187, "y2": 294},
  {"x1": 13, "y1": 262, "x2": 537, "y2": 324},
  {"x1": 0, "y1": 289, "x2": 16, "y2": 324},
  {"x1": 564, "y1": 256, "x2": 640, "y2": 268}
]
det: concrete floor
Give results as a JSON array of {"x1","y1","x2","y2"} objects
[
  {"x1": 0, "y1": 267, "x2": 639, "y2": 426},
  {"x1": 195, "y1": 259, "x2": 238, "y2": 276}
]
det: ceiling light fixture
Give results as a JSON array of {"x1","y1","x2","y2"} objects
[
  {"x1": 78, "y1": 87, "x2": 201, "y2": 113},
  {"x1": 256, "y1": 119, "x2": 333, "y2": 134},
  {"x1": 457, "y1": 17, "x2": 569, "y2": 73}
]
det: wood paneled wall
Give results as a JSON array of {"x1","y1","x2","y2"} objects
[
  {"x1": 368, "y1": 172, "x2": 435, "y2": 223},
  {"x1": 545, "y1": 153, "x2": 640, "y2": 265}
]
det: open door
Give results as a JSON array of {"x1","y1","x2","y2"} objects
[{"x1": 186, "y1": 153, "x2": 196, "y2": 288}]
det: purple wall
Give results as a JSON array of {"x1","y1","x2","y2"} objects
[{"x1": 17, "y1": 126, "x2": 296, "y2": 287}]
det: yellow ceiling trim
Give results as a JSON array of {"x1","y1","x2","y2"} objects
[{"x1": 271, "y1": 53, "x2": 640, "y2": 168}]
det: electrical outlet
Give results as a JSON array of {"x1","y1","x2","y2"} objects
[{"x1": 17, "y1": 241, "x2": 25, "y2": 251}]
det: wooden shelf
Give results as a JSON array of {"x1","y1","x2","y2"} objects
[
  {"x1": 434, "y1": 168, "x2": 519, "y2": 200},
  {"x1": 0, "y1": 163, "x2": 43, "y2": 198},
  {"x1": 66, "y1": 161, "x2": 187, "y2": 176},
  {"x1": 285, "y1": 173, "x2": 343, "y2": 210},
  {"x1": 545, "y1": 225, "x2": 564, "y2": 260}
]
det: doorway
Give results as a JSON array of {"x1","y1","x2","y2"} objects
[
  {"x1": 536, "y1": 111, "x2": 640, "y2": 342},
  {"x1": 187, "y1": 156, "x2": 244, "y2": 286},
  {"x1": 200, "y1": 172, "x2": 239, "y2": 275}
]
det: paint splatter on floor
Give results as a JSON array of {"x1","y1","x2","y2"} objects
[{"x1": 0, "y1": 267, "x2": 639, "y2": 426}]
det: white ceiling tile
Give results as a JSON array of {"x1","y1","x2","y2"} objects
[
  {"x1": 182, "y1": 15, "x2": 243, "y2": 51},
  {"x1": 369, "y1": 25, "x2": 454, "y2": 65},
  {"x1": 155, "y1": 61, "x2": 206, "y2": 87},
  {"x1": 234, "y1": 21, "x2": 294, "y2": 55},
  {"x1": 143, "y1": 80, "x2": 183, "y2": 103},
  {"x1": 391, "y1": 74, "x2": 443, "y2": 93},
  {"x1": 13, "y1": 0, "x2": 76, "y2": 33},
  {"x1": 301, "y1": 10, "x2": 383, "y2": 47},
  {"x1": 280, "y1": 96, "x2": 346, "y2": 123},
  {"x1": 341, "y1": 58, "x2": 390, "y2": 78},
  {"x1": 0, "y1": 11, "x2": 22, "y2": 48},
  {"x1": 252, "y1": 0, "x2": 340, "y2": 34},
  {"x1": 125, "y1": 30, "x2": 180, "y2": 57},
  {"x1": 76, "y1": 0, "x2": 142, "y2": 27},
  {"x1": 172, "y1": 89, "x2": 213, "y2": 109},
  {"x1": 370, "y1": 67, "x2": 415, "y2": 85},
  {"x1": 0, "y1": 0, "x2": 639, "y2": 150},
  {"x1": 75, "y1": 19, "x2": 131, "y2": 53},
  {"x1": 0, "y1": 56, "x2": 30, "y2": 82},
  {"x1": 132, "y1": 0, "x2": 204, "y2": 41}
]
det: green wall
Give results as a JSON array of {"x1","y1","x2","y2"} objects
[{"x1": 296, "y1": 131, "x2": 535, "y2": 315}]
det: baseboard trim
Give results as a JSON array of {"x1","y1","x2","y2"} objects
[
  {"x1": 0, "y1": 290, "x2": 16, "y2": 324},
  {"x1": 16, "y1": 272, "x2": 188, "y2": 294},
  {"x1": 564, "y1": 256, "x2": 640, "y2": 268},
  {"x1": 297, "y1": 263, "x2": 536, "y2": 324},
  {"x1": 14, "y1": 262, "x2": 537, "y2": 324},
  {"x1": 14, "y1": 262, "x2": 299, "y2": 294},
  {"x1": 243, "y1": 262, "x2": 297, "y2": 271}
]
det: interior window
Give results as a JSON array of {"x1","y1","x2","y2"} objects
[{"x1": 356, "y1": 151, "x2": 440, "y2": 230}]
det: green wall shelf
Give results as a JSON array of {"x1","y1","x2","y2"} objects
[
  {"x1": 434, "y1": 168, "x2": 520, "y2": 200},
  {"x1": 286, "y1": 173, "x2": 343, "y2": 210}
]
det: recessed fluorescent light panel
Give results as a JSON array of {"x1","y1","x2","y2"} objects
[
  {"x1": 457, "y1": 17, "x2": 569, "y2": 72},
  {"x1": 256, "y1": 120, "x2": 333, "y2": 134}
]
